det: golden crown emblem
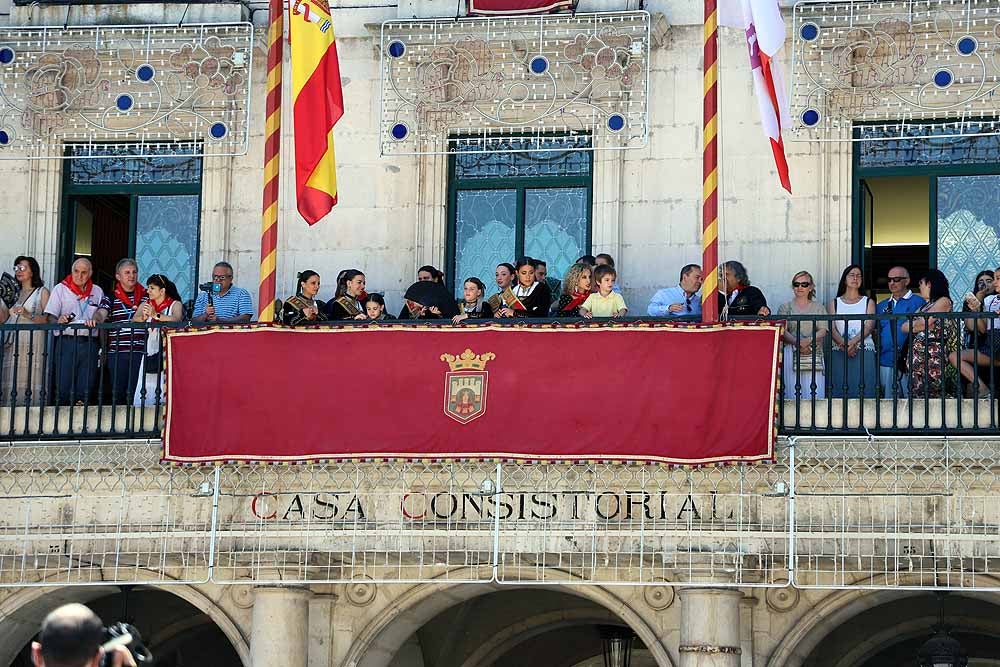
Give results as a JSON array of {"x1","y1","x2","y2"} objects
[{"x1": 440, "y1": 348, "x2": 496, "y2": 371}]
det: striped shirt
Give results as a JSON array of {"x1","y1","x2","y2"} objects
[
  {"x1": 193, "y1": 286, "x2": 254, "y2": 321},
  {"x1": 100, "y1": 291, "x2": 149, "y2": 353}
]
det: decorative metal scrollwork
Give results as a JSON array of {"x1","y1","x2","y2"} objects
[
  {"x1": 791, "y1": 0, "x2": 1000, "y2": 141},
  {"x1": 0, "y1": 22, "x2": 253, "y2": 158},
  {"x1": 379, "y1": 12, "x2": 650, "y2": 155}
]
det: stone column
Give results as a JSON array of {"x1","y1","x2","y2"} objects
[
  {"x1": 250, "y1": 586, "x2": 312, "y2": 667},
  {"x1": 678, "y1": 588, "x2": 742, "y2": 667}
]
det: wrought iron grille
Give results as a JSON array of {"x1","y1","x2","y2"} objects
[
  {"x1": 379, "y1": 12, "x2": 650, "y2": 156},
  {"x1": 790, "y1": 0, "x2": 1000, "y2": 141},
  {"x1": 0, "y1": 23, "x2": 253, "y2": 158}
]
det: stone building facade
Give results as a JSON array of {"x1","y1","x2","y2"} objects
[{"x1": 1, "y1": 1, "x2": 1000, "y2": 666}]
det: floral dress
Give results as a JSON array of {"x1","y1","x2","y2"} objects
[{"x1": 908, "y1": 300, "x2": 959, "y2": 398}]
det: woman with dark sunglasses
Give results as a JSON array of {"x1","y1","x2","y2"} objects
[{"x1": 777, "y1": 271, "x2": 828, "y2": 399}]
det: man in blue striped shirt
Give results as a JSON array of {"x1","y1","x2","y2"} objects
[{"x1": 192, "y1": 261, "x2": 254, "y2": 324}]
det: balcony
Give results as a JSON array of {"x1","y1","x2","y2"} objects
[{"x1": 1, "y1": 314, "x2": 998, "y2": 441}]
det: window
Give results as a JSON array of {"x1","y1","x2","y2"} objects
[
  {"x1": 60, "y1": 144, "x2": 202, "y2": 306},
  {"x1": 447, "y1": 136, "x2": 593, "y2": 297},
  {"x1": 853, "y1": 123, "x2": 1000, "y2": 304}
]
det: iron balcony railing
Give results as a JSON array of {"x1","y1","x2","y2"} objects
[{"x1": 0, "y1": 314, "x2": 997, "y2": 440}]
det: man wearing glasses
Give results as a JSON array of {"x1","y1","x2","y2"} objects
[
  {"x1": 192, "y1": 261, "x2": 254, "y2": 324},
  {"x1": 876, "y1": 266, "x2": 925, "y2": 398},
  {"x1": 647, "y1": 264, "x2": 703, "y2": 318}
]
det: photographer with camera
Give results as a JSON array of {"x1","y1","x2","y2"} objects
[
  {"x1": 191, "y1": 261, "x2": 253, "y2": 324},
  {"x1": 31, "y1": 604, "x2": 139, "y2": 667}
]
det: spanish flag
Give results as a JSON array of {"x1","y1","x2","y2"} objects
[{"x1": 290, "y1": 0, "x2": 343, "y2": 225}]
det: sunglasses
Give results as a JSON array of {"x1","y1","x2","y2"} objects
[
  {"x1": 13, "y1": 265, "x2": 28, "y2": 272},
  {"x1": 212, "y1": 274, "x2": 232, "y2": 281},
  {"x1": 887, "y1": 276, "x2": 907, "y2": 283},
  {"x1": 792, "y1": 281, "x2": 811, "y2": 288}
]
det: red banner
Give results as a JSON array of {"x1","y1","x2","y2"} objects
[
  {"x1": 162, "y1": 323, "x2": 780, "y2": 465},
  {"x1": 467, "y1": 0, "x2": 574, "y2": 15}
]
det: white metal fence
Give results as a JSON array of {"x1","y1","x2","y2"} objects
[{"x1": 1, "y1": 438, "x2": 999, "y2": 590}]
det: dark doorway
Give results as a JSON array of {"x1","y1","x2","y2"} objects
[{"x1": 67, "y1": 194, "x2": 131, "y2": 294}]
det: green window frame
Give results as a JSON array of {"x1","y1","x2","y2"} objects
[
  {"x1": 446, "y1": 136, "x2": 594, "y2": 297},
  {"x1": 59, "y1": 144, "x2": 203, "y2": 305}
]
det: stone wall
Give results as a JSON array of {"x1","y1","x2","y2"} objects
[{"x1": 0, "y1": 3, "x2": 853, "y2": 314}]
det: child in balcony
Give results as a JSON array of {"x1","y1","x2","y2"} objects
[
  {"x1": 452, "y1": 277, "x2": 494, "y2": 323},
  {"x1": 580, "y1": 265, "x2": 628, "y2": 319},
  {"x1": 364, "y1": 294, "x2": 387, "y2": 321}
]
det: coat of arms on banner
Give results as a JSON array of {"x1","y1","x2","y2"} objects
[{"x1": 439, "y1": 348, "x2": 496, "y2": 424}]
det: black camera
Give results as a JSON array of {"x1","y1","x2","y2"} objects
[
  {"x1": 198, "y1": 281, "x2": 214, "y2": 293},
  {"x1": 100, "y1": 622, "x2": 153, "y2": 667}
]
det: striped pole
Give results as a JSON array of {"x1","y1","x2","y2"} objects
[
  {"x1": 701, "y1": 0, "x2": 720, "y2": 322},
  {"x1": 258, "y1": 0, "x2": 284, "y2": 322}
]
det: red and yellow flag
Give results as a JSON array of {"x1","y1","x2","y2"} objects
[{"x1": 290, "y1": 0, "x2": 343, "y2": 225}]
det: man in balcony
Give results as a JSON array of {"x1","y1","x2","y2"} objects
[
  {"x1": 877, "y1": 266, "x2": 926, "y2": 398},
  {"x1": 191, "y1": 261, "x2": 254, "y2": 324},
  {"x1": 44, "y1": 258, "x2": 108, "y2": 405},
  {"x1": 647, "y1": 264, "x2": 703, "y2": 318},
  {"x1": 101, "y1": 258, "x2": 148, "y2": 405}
]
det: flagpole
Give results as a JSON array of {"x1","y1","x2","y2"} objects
[
  {"x1": 701, "y1": 0, "x2": 720, "y2": 322},
  {"x1": 258, "y1": 0, "x2": 284, "y2": 322}
]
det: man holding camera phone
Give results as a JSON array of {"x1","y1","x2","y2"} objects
[
  {"x1": 43, "y1": 258, "x2": 109, "y2": 405},
  {"x1": 31, "y1": 604, "x2": 136, "y2": 667},
  {"x1": 191, "y1": 261, "x2": 253, "y2": 324}
]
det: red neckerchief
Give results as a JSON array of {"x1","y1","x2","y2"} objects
[
  {"x1": 61, "y1": 276, "x2": 93, "y2": 300},
  {"x1": 357, "y1": 290, "x2": 369, "y2": 305},
  {"x1": 151, "y1": 297, "x2": 175, "y2": 315},
  {"x1": 114, "y1": 282, "x2": 147, "y2": 310},
  {"x1": 562, "y1": 291, "x2": 589, "y2": 312}
]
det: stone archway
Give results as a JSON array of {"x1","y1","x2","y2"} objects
[
  {"x1": 766, "y1": 575, "x2": 1000, "y2": 667},
  {"x1": 343, "y1": 574, "x2": 674, "y2": 667},
  {"x1": 0, "y1": 581, "x2": 249, "y2": 667}
]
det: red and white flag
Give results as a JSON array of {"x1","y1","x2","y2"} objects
[{"x1": 721, "y1": 0, "x2": 792, "y2": 193}]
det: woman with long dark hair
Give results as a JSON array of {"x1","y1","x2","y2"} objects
[
  {"x1": 496, "y1": 258, "x2": 551, "y2": 318},
  {"x1": 828, "y1": 264, "x2": 877, "y2": 397},
  {"x1": 132, "y1": 273, "x2": 184, "y2": 406},
  {"x1": 961, "y1": 269, "x2": 994, "y2": 349},
  {"x1": 487, "y1": 263, "x2": 517, "y2": 314},
  {"x1": 327, "y1": 269, "x2": 367, "y2": 320},
  {"x1": 1, "y1": 255, "x2": 49, "y2": 405},
  {"x1": 904, "y1": 269, "x2": 957, "y2": 398},
  {"x1": 281, "y1": 270, "x2": 326, "y2": 325}
]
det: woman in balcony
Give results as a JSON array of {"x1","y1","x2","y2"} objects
[
  {"x1": 281, "y1": 270, "x2": 326, "y2": 326},
  {"x1": 328, "y1": 270, "x2": 368, "y2": 320},
  {"x1": 131, "y1": 273, "x2": 184, "y2": 407},
  {"x1": 829, "y1": 264, "x2": 877, "y2": 398},
  {"x1": 960, "y1": 269, "x2": 994, "y2": 350},
  {"x1": 777, "y1": 271, "x2": 828, "y2": 399},
  {"x1": 487, "y1": 263, "x2": 516, "y2": 314},
  {"x1": 495, "y1": 258, "x2": 551, "y2": 318},
  {"x1": 452, "y1": 277, "x2": 494, "y2": 323},
  {"x1": 0, "y1": 256, "x2": 50, "y2": 405},
  {"x1": 904, "y1": 269, "x2": 958, "y2": 398},
  {"x1": 950, "y1": 267, "x2": 1000, "y2": 397},
  {"x1": 555, "y1": 262, "x2": 593, "y2": 317}
]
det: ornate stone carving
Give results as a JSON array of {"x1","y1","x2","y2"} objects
[
  {"x1": 643, "y1": 578, "x2": 675, "y2": 610},
  {"x1": 345, "y1": 577, "x2": 377, "y2": 606},
  {"x1": 765, "y1": 584, "x2": 799, "y2": 613}
]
